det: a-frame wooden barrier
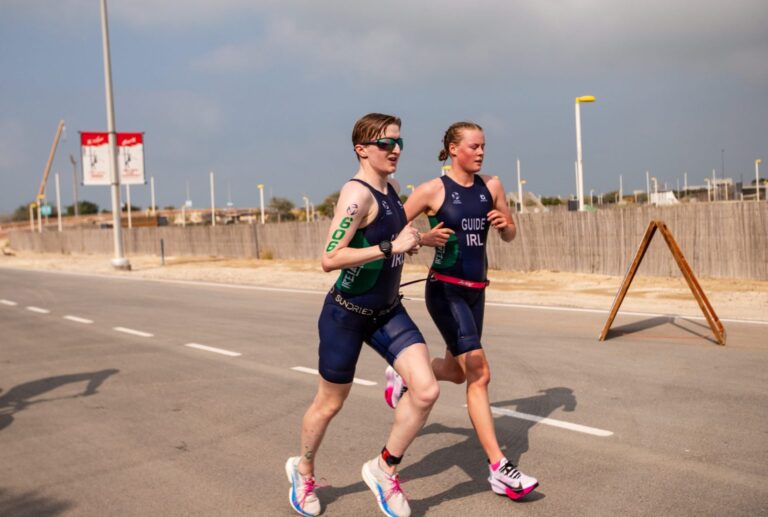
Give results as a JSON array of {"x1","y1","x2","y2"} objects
[{"x1": 599, "y1": 220, "x2": 726, "y2": 345}]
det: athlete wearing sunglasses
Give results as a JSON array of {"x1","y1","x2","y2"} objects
[
  {"x1": 361, "y1": 137, "x2": 404, "y2": 152},
  {"x1": 286, "y1": 113, "x2": 436, "y2": 517}
]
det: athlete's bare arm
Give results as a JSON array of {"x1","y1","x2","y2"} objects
[
  {"x1": 404, "y1": 178, "x2": 454, "y2": 248},
  {"x1": 482, "y1": 174, "x2": 516, "y2": 242},
  {"x1": 321, "y1": 181, "x2": 419, "y2": 272}
]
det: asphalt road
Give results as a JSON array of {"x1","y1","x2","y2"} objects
[{"x1": 1, "y1": 268, "x2": 766, "y2": 516}]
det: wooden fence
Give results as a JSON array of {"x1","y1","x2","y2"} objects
[{"x1": 9, "y1": 202, "x2": 768, "y2": 280}]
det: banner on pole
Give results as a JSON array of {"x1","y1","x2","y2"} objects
[{"x1": 81, "y1": 132, "x2": 146, "y2": 186}]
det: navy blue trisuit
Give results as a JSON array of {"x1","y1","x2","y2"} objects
[
  {"x1": 318, "y1": 179, "x2": 425, "y2": 384},
  {"x1": 425, "y1": 174, "x2": 493, "y2": 357}
]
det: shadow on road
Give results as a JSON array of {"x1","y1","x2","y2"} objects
[
  {"x1": 607, "y1": 316, "x2": 718, "y2": 344},
  {"x1": 0, "y1": 488, "x2": 74, "y2": 516},
  {"x1": 0, "y1": 369, "x2": 119, "y2": 432},
  {"x1": 318, "y1": 387, "x2": 576, "y2": 515}
]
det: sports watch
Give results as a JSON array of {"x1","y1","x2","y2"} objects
[{"x1": 378, "y1": 240, "x2": 393, "y2": 259}]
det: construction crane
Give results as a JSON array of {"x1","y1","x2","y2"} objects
[{"x1": 35, "y1": 119, "x2": 66, "y2": 232}]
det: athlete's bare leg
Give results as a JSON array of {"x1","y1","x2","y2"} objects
[
  {"x1": 456, "y1": 349, "x2": 504, "y2": 464},
  {"x1": 298, "y1": 378, "x2": 353, "y2": 476},
  {"x1": 431, "y1": 348, "x2": 466, "y2": 384},
  {"x1": 382, "y1": 343, "x2": 439, "y2": 473}
]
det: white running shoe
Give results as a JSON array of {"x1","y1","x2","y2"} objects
[
  {"x1": 285, "y1": 456, "x2": 321, "y2": 516},
  {"x1": 384, "y1": 366, "x2": 407, "y2": 409},
  {"x1": 488, "y1": 458, "x2": 539, "y2": 500},
  {"x1": 361, "y1": 457, "x2": 411, "y2": 517}
]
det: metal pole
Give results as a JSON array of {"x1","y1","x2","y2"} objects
[
  {"x1": 100, "y1": 0, "x2": 129, "y2": 269},
  {"x1": 619, "y1": 174, "x2": 623, "y2": 203},
  {"x1": 126, "y1": 184, "x2": 132, "y2": 229},
  {"x1": 575, "y1": 102, "x2": 584, "y2": 211},
  {"x1": 55, "y1": 172, "x2": 62, "y2": 232},
  {"x1": 29, "y1": 204, "x2": 34, "y2": 232},
  {"x1": 303, "y1": 196, "x2": 310, "y2": 223},
  {"x1": 755, "y1": 160, "x2": 761, "y2": 202},
  {"x1": 258, "y1": 184, "x2": 265, "y2": 224},
  {"x1": 150, "y1": 176, "x2": 156, "y2": 215},
  {"x1": 69, "y1": 154, "x2": 79, "y2": 218},
  {"x1": 712, "y1": 169, "x2": 717, "y2": 201},
  {"x1": 645, "y1": 171, "x2": 650, "y2": 201},
  {"x1": 210, "y1": 170, "x2": 216, "y2": 226},
  {"x1": 516, "y1": 158, "x2": 524, "y2": 213},
  {"x1": 684, "y1": 172, "x2": 688, "y2": 198}
]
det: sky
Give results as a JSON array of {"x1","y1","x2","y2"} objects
[{"x1": 1, "y1": 0, "x2": 767, "y2": 214}]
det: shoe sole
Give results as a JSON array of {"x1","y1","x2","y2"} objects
[
  {"x1": 491, "y1": 481, "x2": 539, "y2": 500},
  {"x1": 361, "y1": 463, "x2": 400, "y2": 517},
  {"x1": 286, "y1": 458, "x2": 316, "y2": 517}
]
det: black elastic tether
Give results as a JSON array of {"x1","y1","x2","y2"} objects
[{"x1": 399, "y1": 277, "x2": 428, "y2": 288}]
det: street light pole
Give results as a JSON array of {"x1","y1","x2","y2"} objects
[
  {"x1": 99, "y1": 0, "x2": 129, "y2": 270},
  {"x1": 69, "y1": 154, "x2": 79, "y2": 218},
  {"x1": 303, "y1": 196, "x2": 310, "y2": 223},
  {"x1": 756, "y1": 159, "x2": 762, "y2": 202},
  {"x1": 516, "y1": 157, "x2": 525, "y2": 213},
  {"x1": 210, "y1": 170, "x2": 216, "y2": 226},
  {"x1": 574, "y1": 95, "x2": 595, "y2": 211},
  {"x1": 258, "y1": 184, "x2": 265, "y2": 224}
]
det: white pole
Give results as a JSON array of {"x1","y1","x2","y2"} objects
[
  {"x1": 712, "y1": 169, "x2": 717, "y2": 201},
  {"x1": 646, "y1": 171, "x2": 650, "y2": 204},
  {"x1": 126, "y1": 184, "x2": 132, "y2": 229},
  {"x1": 181, "y1": 204, "x2": 186, "y2": 227},
  {"x1": 29, "y1": 204, "x2": 34, "y2": 232},
  {"x1": 619, "y1": 174, "x2": 623, "y2": 203},
  {"x1": 756, "y1": 160, "x2": 762, "y2": 202},
  {"x1": 574, "y1": 161, "x2": 579, "y2": 206},
  {"x1": 310, "y1": 202, "x2": 315, "y2": 222},
  {"x1": 684, "y1": 172, "x2": 688, "y2": 197},
  {"x1": 55, "y1": 173, "x2": 63, "y2": 232},
  {"x1": 258, "y1": 184, "x2": 265, "y2": 224},
  {"x1": 150, "y1": 176, "x2": 156, "y2": 215},
  {"x1": 575, "y1": 101, "x2": 584, "y2": 211},
  {"x1": 210, "y1": 170, "x2": 216, "y2": 226},
  {"x1": 516, "y1": 158, "x2": 524, "y2": 213},
  {"x1": 100, "y1": 0, "x2": 128, "y2": 269},
  {"x1": 706, "y1": 179, "x2": 712, "y2": 202},
  {"x1": 303, "y1": 196, "x2": 310, "y2": 223}
]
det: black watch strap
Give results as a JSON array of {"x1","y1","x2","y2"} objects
[{"x1": 379, "y1": 240, "x2": 393, "y2": 259}]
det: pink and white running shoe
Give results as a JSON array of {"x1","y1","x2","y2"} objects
[
  {"x1": 488, "y1": 458, "x2": 538, "y2": 500},
  {"x1": 384, "y1": 366, "x2": 407, "y2": 409}
]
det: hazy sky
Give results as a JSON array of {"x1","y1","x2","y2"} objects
[{"x1": 2, "y1": 0, "x2": 767, "y2": 214}]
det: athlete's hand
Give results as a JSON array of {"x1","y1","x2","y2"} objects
[
  {"x1": 392, "y1": 223, "x2": 421, "y2": 254},
  {"x1": 420, "y1": 221, "x2": 454, "y2": 247},
  {"x1": 487, "y1": 209, "x2": 512, "y2": 231}
]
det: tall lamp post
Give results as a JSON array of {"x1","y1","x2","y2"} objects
[
  {"x1": 574, "y1": 95, "x2": 596, "y2": 211},
  {"x1": 756, "y1": 159, "x2": 762, "y2": 201},
  {"x1": 99, "y1": 0, "x2": 129, "y2": 269},
  {"x1": 257, "y1": 184, "x2": 265, "y2": 224}
]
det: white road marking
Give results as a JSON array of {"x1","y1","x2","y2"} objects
[
  {"x1": 26, "y1": 306, "x2": 50, "y2": 314},
  {"x1": 113, "y1": 326, "x2": 153, "y2": 338},
  {"x1": 1, "y1": 299, "x2": 18, "y2": 306},
  {"x1": 64, "y1": 315, "x2": 94, "y2": 324},
  {"x1": 488, "y1": 406, "x2": 614, "y2": 437},
  {"x1": 291, "y1": 366, "x2": 377, "y2": 386},
  {"x1": 184, "y1": 343, "x2": 242, "y2": 357}
]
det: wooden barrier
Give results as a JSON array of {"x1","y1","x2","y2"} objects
[{"x1": 9, "y1": 202, "x2": 768, "y2": 280}]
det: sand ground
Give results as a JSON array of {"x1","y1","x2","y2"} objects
[{"x1": 1, "y1": 238, "x2": 765, "y2": 322}]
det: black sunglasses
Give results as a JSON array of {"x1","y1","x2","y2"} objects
[{"x1": 361, "y1": 137, "x2": 404, "y2": 151}]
